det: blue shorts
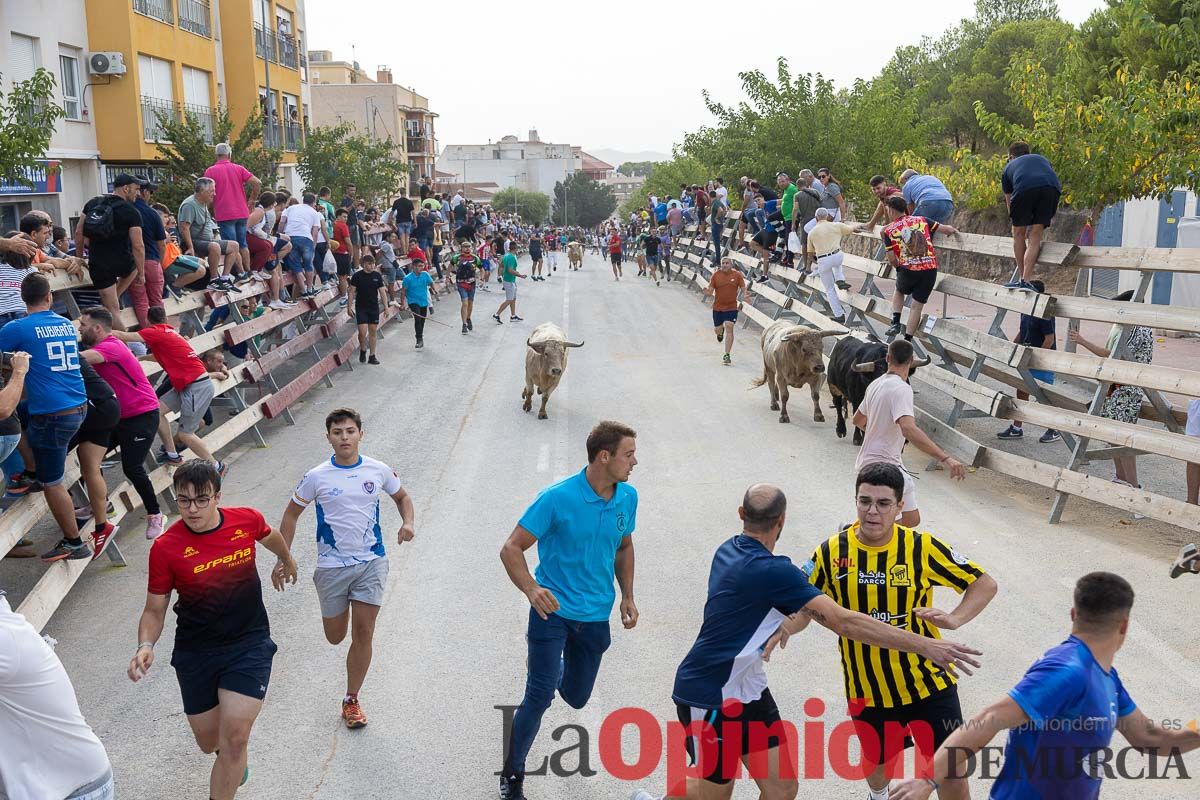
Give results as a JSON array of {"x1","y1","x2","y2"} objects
[
  {"x1": 172, "y1": 638, "x2": 277, "y2": 716},
  {"x1": 28, "y1": 406, "x2": 86, "y2": 486},
  {"x1": 457, "y1": 284, "x2": 476, "y2": 300},
  {"x1": 217, "y1": 218, "x2": 249, "y2": 249},
  {"x1": 395, "y1": 222, "x2": 413, "y2": 235},
  {"x1": 713, "y1": 309, "x2": 738, "y2": 327},
  {"x1": 285, "y1": 236, "x2": 315, "y2": 273},
  {"x1": 1029, "y1": 369, "x2": 1055, "y2": 385},
  {"x1": 481, "y1": 259, "x2": 492, "y2": 272}
]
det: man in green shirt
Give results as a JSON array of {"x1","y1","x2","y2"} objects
[
  {"x1": 492, "y1": 241, "x2": 526, "y2": 324},
  {"x1": 778, "y1": 173, "x2": 798, "y2": 227}
]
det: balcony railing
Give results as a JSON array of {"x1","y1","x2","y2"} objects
[
  {"x1": 253, "y1": 23, "x2": 300, "y2": 70},
  {"x1": 182, "y1": 102, "x2": 215, "y2": 143},
  {"x1": 254, "y1": 23, "x2": 272, "y2": 60},
  {"x1": 277, "y1": 35, "x2": 298, "y2": 69},
  {"x1": 283, "y1": 122, "x2": 302, "y2": 152},
  {"x1": 141, "y1": 95, "x2": 178, "y2": 141},
  {"x1": 263, "y1": 120, "x2": 281, "y2": 150},
  {"x1": 133, "y1": 0, "x2": 173, "y2": 24},
  {"x1": 178, "y1": 0, "x2": 211, "y2": 37}
]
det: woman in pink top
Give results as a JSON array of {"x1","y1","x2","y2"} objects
[
  {"x1": 203, "y1": 143, "x2": 262, "y2": 279},
  {"x1": 79, "y1": 307, "x2": 169, "y2": 540}
]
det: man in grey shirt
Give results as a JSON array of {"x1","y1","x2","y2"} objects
[{"x1": 177, "y1": 178, "x2": 239, "y2": 290}]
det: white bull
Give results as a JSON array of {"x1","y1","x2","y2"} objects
[
  {"x1": 567, "y1": 241, "x2": 584, "y2": 270},
  {"x1": 751, "y1": 321, "x2": 848, "y2": 423},
  {"x1": 523, "y1": 322, "x2": 584, "y2": 419}
]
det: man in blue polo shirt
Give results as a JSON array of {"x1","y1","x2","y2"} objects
[
  {"x1": 497, "y1": 420, "x2": 640, "y2": 800},
  {"x1": 0, "y1": 272, "x2": 90, "y2": 561},
  {"x1": 892, "y1": 572, "x2": 1200, "y2": 800},
  {"x1": 899, "y1": 170, "x2": 955, "y2": 224}
]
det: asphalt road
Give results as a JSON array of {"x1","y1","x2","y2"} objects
[{"x1": 44, "y1": 251, "x2": 1200, "y2": 799}]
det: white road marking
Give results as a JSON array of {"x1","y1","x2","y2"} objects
[{"x1": 536, "y1": 443, "x2": 550, "y2": 473}]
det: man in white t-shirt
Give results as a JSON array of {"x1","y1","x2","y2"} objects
[
  {"x1": 276, "y1": 407, "x2": 415, "y2": 729},
  {"x1": 1, "y1": 592, "x2": 113, "y2": 800},
  {"x1": 278, "y1": 194, "x2": 325, "y2": 299},
  {"x1": 853, "y1": 339, "x2": 966, "y2": 528}
]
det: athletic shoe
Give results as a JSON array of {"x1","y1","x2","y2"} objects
[
  {"x1": 493, "y1": 313, "x2": 503, "y2": 324},
  {"x1": 251, "y1": 271, "x2": 267, "y2": 282},
  {"x1": 368, "y1": 356, "x2": 380, "y2": 365},
  {"x1": 163, "y1": 452, "x2": 184, "y2": 466},
  {"x1": 1169, "y1": 544, "x2": 1199, "y2": 579},
  {"x1": 656, "y1": 279, "x2": 661, "y2": 286},
  {"x1": 510, "y1": 315, "x2": 523, "y2": 322},
  {"x1": 716, "y1": 330, "x2": 724, "y2": 343},
  {"x1": 1002, "y1": 278, "x2": 1025, "y2": 289},
  {"x1": 835, "y1": 279, "x2": 852, "y2": 290},
  {"x1": 341, "y1": 697, "x2": 368, "y2": 728},
  {"x1": 5, "y1": 474, "x2": 40, "y2": 496},
  {"x1": 630, "y1": 792, "x2": 662, "y2": 800},
  {"x1": 722, "y1": 353, "x2": 732, "y2": 365},
  {"x1": 41, "y1": 538, "x2": 89, "y2": 563},
  {"x1": 359, "y1": 350, "x2": 367, "y2": 364},
  {"x1": 462, "y1": 323, "x2": 469, "y2": 335},
  {"x1": 241, "y1": 765, "x2": 249, "y2": 787},
  {"x1": 338, "y1": 297, "x2": 348, "y2": 307},
  {"x1": 997, "y1": 425, "x2": 1024, "y2": 439},
  {"x1": 1039, "y1": 429, "x2": 1061, "y2": 443},
  {"x1": 145, "y1": 513, "x2": 167, "y2": 540},
  {"x1": 884, "y1": 322, "x2": 904, "y2": 337},
  {"x1": 90, "y1": 523, "x2": 118, "y2": 562},
  {"x1": 101, "y1": 456, "x2": 121, "y2": 469},
  {"x1": 215, "y1": 461, "x2": 228, "y2": 479},
  {"x1": 415, "y1": 339, "x2": 424, "y2": 349},
  {"x1": 832, "y1": 315, "x2": 845, "y2": 324},
  {"x1": 467, "y1": 318, "x2": 474, "y2": 331},
  {"x1": 499, "y1": 774, "x2": 526, "y2": 800},
  {"x1": 268, "y1": 299, "x2": 290, "y2": 310}
]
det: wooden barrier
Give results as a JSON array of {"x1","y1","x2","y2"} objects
[{"x1": 668, "y1": 213, "x2": 1200, "y2": 532}]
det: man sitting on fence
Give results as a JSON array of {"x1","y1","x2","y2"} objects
[{"x1": 178, "y1": 178, "x2": 239, "y2": 292}]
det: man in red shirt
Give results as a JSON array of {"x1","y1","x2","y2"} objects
[
  {"x1": 865, "y1": 174, "x2": 905, "y2": 228},
  {"x1": 692, "y1": 184, "x2": 711, "y2": 238},
  {"x1": 607, "y1": 228, "x2": 624, "y2": 280},
  {"x1": 880, "y1": 195, "x2": 958, "y2": 340},
  {"x1": 109, "y1": 306, "x2": 225, "y2": 473},
  {"x1": 332, "y1": 208, "x2": 353, "y2": 306},
  {"x1": 129, "y1": 461, "x2": 298, "y2": 800}
]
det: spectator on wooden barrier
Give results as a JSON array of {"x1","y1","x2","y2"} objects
[
  {"x1": 50, "y1": 225, "x2": 72, "y2": 257},
  {"x1": 128, "y1": 180, "x2": 168, "y2": 327},
  {"x1": 0, "y1": 273, "x2": 91, "y2": 560},
  {"x1": 204, "y1": 143, "x2": 261, "y2": 280},
  {"x1": 107, "y1": 305, "x2": 226, "y2": 477},
  {"x1": 866, "y1": 174, "x2": 904, "y2": 228},
  {"x1": 709, "y1": 191, "x2": 728, "y2": 270},
  {"x1": 178, "y1": 178, "x2": 238, "y2": 292},
  {"x1": 996, "y1": 280, "x2": 1061, "y2": 444},
  {"x1": 792, "y1": 174, "x2": 824, "y2": 273},
  {"x1": 279, "y1": 193, "x2": 323, "y2": 300},
  {"x1": 1067, "y1": 289, "x2": 1154, "y2": 497},
  {"x1": 806, "y1": 208, "x2": 866, "y2": 324},
  {"x1": 69, "y1": 354, "x2": 121, "y2": 561},
  {"x1": 389, "y1": 190, "x2": 416, "y2": 255},
  {"x1": 247, "y1": 192, "x2": 293, "y2": 311},
  {"x1": 815, "y1": 168, "x2": 848, "y2": 221},
  {"x1": 19, "y1": 212, "x2": 84, "y2": 276},
  {"x1": 881, "y1": 195, "x2": 959, "y2": 340},
  {"x1": 1002, "y1": 141, "x2": 1061, "y2": 290},
  {"x1": 899, "y1": 168, "x2": 956, "y2": 224},
  {"x1": 331, "y1": 208, "x2": 353, "y2": 306},
  {"x1": 79, "y1": 306, "x2": 169, "y2": 541},
  {"x1": 76, "y1": 174, "x2": 145, "y2": 331}
]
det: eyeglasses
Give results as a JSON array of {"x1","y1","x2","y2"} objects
[
  {"x1": 856, "y1": 497, "x2": 896, "y2": 512},
  {"x1": 176, "y1": 495, "x2": 214, "y2": 509}
]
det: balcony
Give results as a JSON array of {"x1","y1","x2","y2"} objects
[
  {"x1": 263, "y1": 120, "x2": 281, "y2": 150},
  {"x1": 133, "y1": 0, "x2": 173, "y2": 24},
  {"x1": 178, "y1": 0, "x2": 211, "y2": 37},
  {"x1": 283, "y1": 122, "x2": 302, "y2": 152},
  {"x1": 141, "y1": 95, "x2": 178, "y2": 141},
  {"x1": 253, "y1": 23, "x2": 300, "y2": 70},
  {"x1": 183, "y1": 103, "x2": 215, "y2": 143}
]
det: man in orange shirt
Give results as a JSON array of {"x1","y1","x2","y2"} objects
[{"x1": 704, "y1": 256, "x2": 747, "y2": 365}]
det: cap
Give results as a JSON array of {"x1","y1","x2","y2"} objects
[
  {"x1": 112, "y1": 173, "x2": 140, "y2": 188},
  {"x1": 137, "y1": 178, "x2": 158, "y2": 191}
]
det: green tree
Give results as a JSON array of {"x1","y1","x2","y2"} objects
[
  {"x1": 1077, "y1": 0, "x2": 1200, "y2": 86},
  {"x1": 491, "y1": 186, "x2": 550, "y2": 224},
  {"x1": 0, "y1": 68, "x2": 65, "y2": 188},
  {"x1": 154, "y1": 108, "x2": 280, "y2": 210},
  {"x1": 617, "y1": 161, "x2": 656, "y2": 177},
  {"x1": 297, "y1": 123, "x2": 408, "y2": 206},
  {"x1": 551, "y1": 173, "x2": 616, "y2": 227}
]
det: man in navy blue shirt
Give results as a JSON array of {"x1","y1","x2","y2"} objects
[
  {"x1": 498, "y1": 421, "x2": 639, "y2": 800},
  {"x1": 0, "y1": 272, "x2": 91, "y2": 561},
  {"x1": 131, "y1": 179, "x2": 168, "y2": 327},
  {"x1": 892, "y1": 572, "x2": 1200, "y2": 800},
  {"x1": 1001, "y1": 141, "x2": 1061, "y2": 290},
  {"x1": 631, "y1": 484, "x2": 983, "y2": 800}
]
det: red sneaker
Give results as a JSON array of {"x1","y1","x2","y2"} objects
[
  {"x1": 341, "y1": 696, "x2": 367, "y2": 728},
  {"x1": 90, "y1": 523, "x2": 118, "y2": 561}
]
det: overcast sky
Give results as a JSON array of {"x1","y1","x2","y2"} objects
[{"x1": 303, "y1": 0, "x2": 1107, "y2": 159}]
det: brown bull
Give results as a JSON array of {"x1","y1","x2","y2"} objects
[
  {"x1": 523, "y1": 322, "x2": 584, "y2": 419},
  {"x1": 751, "y1": 321, "x2": 848, "y2": 423}
]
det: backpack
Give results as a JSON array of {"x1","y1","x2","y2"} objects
[{"x1": 82, "y1": 195, "x2": 122, "y2": 240}]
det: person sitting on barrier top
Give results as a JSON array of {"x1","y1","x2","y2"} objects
[{"x1": 880, "y1": 195, "x2": 959, "y2": 341}]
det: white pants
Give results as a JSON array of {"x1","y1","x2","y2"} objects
[
  {"x1": 815, "y1": 251, "x2": 847, "y2": 317},
  {"x1": 547, "y1": 251, "x2": 558, "y2": 268}
]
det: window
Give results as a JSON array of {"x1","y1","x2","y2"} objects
[
  {"x1": 59, "y1": 53, "x2": 81, "y2": 120},
  {"x1": 406, "y1": 120, "x2": 420, "y2": 137},
  {"x1": 9, "y1": 34, "x2": 40, "y2": 83},
  {"x1": 181, "y1": 66, "x2": 210, "y2": 108},
  {"x1": 138, "y1": 54, "x2": 175, "y2": 140}
]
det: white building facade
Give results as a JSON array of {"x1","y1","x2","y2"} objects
[{"x1": 437, "y1": 130, "x2": 580, "y2": 199}]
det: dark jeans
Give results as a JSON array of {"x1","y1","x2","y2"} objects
[
  {"x1": 409, "y1": 304, "x2": 427, "y2": 340},
  {"x1": 314, "y1": 241, "x2": 330, "y2": 279},
  {"x1": 503, "y1": 608, "x2": 611, "y2": 775},
  {"x1": 29, "y1": 406, "x2": 86, "y2": 486},
  {"x1": 115, "y1": 409, "x2": 160, "y2": 514},
  {"x1": 711, "y1": 227, "x2": 724, "y2": 267}
]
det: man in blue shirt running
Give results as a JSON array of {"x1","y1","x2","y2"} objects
[
  {"x1": 498, "y1": 421, "x2": 639, "y2": 800},
  {"x1": 892, "y1": 572, "x2": 1200, "y2": 800}
]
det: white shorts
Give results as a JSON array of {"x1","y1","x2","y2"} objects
[
  {"x1": 1187, "y1": 398, "x2": 1200, "y2": 438},
  {"x1": 504, "y1": 281, "x2": 517, "y2": 302},
  {"x1": 901, "y1": 470, "x2": 918, "y2": 513},
  {"x1": 313, "y1": 556, "x2": 389, "y2": 617}
]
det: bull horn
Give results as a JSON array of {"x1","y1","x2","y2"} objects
[
  {"x1": 851, "y1": 361, "x2": 878, "y2": 373},
  {"x1": 911, "y1": 355, "x2": 932, "y2": 367},
  {"x1": 820, "y1": 329, "x2": 850, "y2": 338},
  {"x1": 565, "y1": 340, "x2": 585, "y2": 348}
]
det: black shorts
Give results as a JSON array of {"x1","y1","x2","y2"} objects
[
  {"x1": 355, "y1": 307, "x2": 380, "y2": 325},
  {"x1": 87, "y1": 257, "x2": 135, "y2": 291},
  {"x1": 753, "y1": 229, "x2": 779, "y2": 249},
  {"x1": 850, "y1": 684, "x2": 963, "y2": 763},
  {"x1": 676, "y1": 688, "x2": 788, "y2": 785},
  {"x1": 334, "y1": 252, "x2": 352, "y2": 276},
  {"x1": 610, "y1": 252, "x2": 622, "y2": 266},
  {"x1": 1009, "y1": 185, "x2": 1060, "y2": 228},
  {"x1": 70, "y1": 396, "x2": 120, "y2": 448},
  {"x1": 172, "y1": 638, "x2": 278, "y2": 716},
  {"x1": 896, "y1": 267, "x2": 938, "y2": 304}
]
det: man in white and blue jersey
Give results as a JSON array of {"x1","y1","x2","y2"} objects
[
  {"x1": 892, "y1": 572, "x2": 1200, "y2": 800},
  {"x1": 632, "y1": 485, "x2": 983, "y2": 800},
  {"x1": 277, "y1": 407, "x2": 415, "y2": 729},
  {"x1": 498, "y1": 421, "x2": 640, "y2": 800}
]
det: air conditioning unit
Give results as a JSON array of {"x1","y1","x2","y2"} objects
[{"x1": 87, "y1": 52, "x2": 127, "y2": 76}]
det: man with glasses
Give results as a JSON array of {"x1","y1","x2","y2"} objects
[
  {"x1": 802, "y1": 462, "x2": 997, "y2": 800},
  {"x1": 129, "y1": 460, "x2": 298, "y2": 800}
]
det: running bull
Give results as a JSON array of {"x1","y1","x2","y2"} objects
[
  {"x1": 523, "y1": 322, "x2": 584, "y2": 420},
  {"x1": 827, "y1": 336, "x2": 929, "y2": 444},
  {"x1": 567, "y1": 240, "x2": 584, "y2": 270},
  {"x1": 751, "y1": 321, "x2": 848, "y2": 423}
]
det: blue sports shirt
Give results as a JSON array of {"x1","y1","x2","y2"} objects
[{"x1": 0, "y1": 310, "x2": 86, "y2": 415}]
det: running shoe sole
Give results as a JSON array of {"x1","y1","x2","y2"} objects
[{"x1": 1170, "y1": 544, "x2": 1199, "y2": 579}]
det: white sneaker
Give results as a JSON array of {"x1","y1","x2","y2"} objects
[
  {"x1": 252, "y1": 271, "x2": 268, "y2": 282},
  {"x1": 630, "y1": 792, "x2": 662, "y2": 800},
  {"x1": 145, "y1": 513, "x2": 166, "y2": 540},
  {"x1": 269, "y1": 299, "x2": 289, "y2": 310}
]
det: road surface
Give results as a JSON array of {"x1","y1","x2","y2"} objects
[{"x1": 43, "y1": 251, "x2": 1200, "y2": 798}]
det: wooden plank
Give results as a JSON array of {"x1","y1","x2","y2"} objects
[
  {"x1": 933, "y1": 274, "x2": 1052, "y2": 318},
  {"x1": 225, "y1": 300, "x2": 311, "y2": 346},
  {"x1": 1023, "y1": 348, "x2": 1200, "y2": 398},
  {"x1": 926, "y1": 318, "x2": 1021, "y2": 366},
  {"x1": 262, "y1": 352, "x2": 340, "y2": 418},
  {"x1": 48, "y1": 269, "x2": 94, "y2": 293},
  {"x1": 851, "y1": 228, "x2": 1078, "y2": 267},
  {"x1": 1074, "y1": 246, "x2": 1200, "y2": 275},
  {"x1": 1049, "y1": 294, "x2": 1200, "y2": 335},
  {"x1": 749, "y1": 282, "x2": 792, "y2": 310},
  {"x1": 114, "y1": 289, "x2": 208, "y2": 328},
  {"x1": 1003, "y1": 399, "x2": 1200, "y2": 464},
  {"x1": 913, "y1": 407, "x2": 986, "y2": 468},
  {"x1": 1050, "y1": 467, "x2": 1200, "y2": 531},
  {"x1": 740, "y1": 303, "x2": 774, "y2": 330},
  {"x1": 914, "y1": 366, "x2": 1008, "y2": 417},
  {"x1": 242, "y1": 324, "x2": 329, "y2": 382},
  {"x1": 332, "y1": 332, "x2": 363, "y2": 366}
]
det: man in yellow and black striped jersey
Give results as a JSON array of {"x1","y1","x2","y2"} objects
[{"x1": 803, "y1": 462, "x2": 998, "y2": 800}]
